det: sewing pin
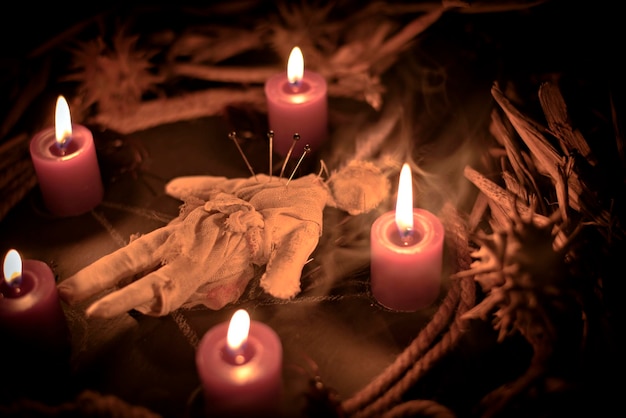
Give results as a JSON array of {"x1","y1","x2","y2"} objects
[
  {"x1": 267, "y1": 130, "x2": 274, "y2": 181},
  {"x1": 286, "y1": 144, "x2": 311, "y2": 185},
  {"x1": 228, "y1": 131, "x2": 257, "y2": 181},
  {"x1": 279, "y1": 133, "x2": 300, "y2": 179}
]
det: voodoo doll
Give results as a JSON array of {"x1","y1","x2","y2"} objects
[{"x1": 57, "y1": 160, "x2": 389, "y2": 318}]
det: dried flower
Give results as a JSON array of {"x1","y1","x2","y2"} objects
[{"x1": 64, "y1": 26, "x2": 164, "y2": 117}]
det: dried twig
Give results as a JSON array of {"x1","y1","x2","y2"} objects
[
  {"x1": 0, "y1": 133, "x2": 30, "y2": 172},
  {"x1": 0, "y1": 159, "x2": 33, "y2": 191},
  {"x1": 170, "y1": 64, "x2": 277, "y2": 84},
  {"x1": 0, "y1": 166, "x2": 37, "y2": 221},
  {"x1": 0, "y1": 133, "x2": 35, "y2": 222},
  {"x1": 167, "y1": 26, "x2": 265, "y2": 65},
  {"x1": 89, "y1": 87, "x2": 266, "y2": 134}
]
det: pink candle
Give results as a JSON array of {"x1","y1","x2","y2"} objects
[
  {"x1": 370, "y1": 164, "x2": 445, "y2": 311},
  {"x1": 196, "y1": 309, "x2": 283, "y2": 417},
  {"x1": 29, "y1": 95, "x2": 103, "y2": 217},
  {"x1": 264, "y1": 46, "x2": 328, "y2": 156},
  {"x1": 0, "y1": 249, "x2": 70, "y2": 351}
]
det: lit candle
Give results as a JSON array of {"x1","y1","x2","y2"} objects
[
  {"x1": 370, "y1": 163, "x2": 445, "y2": 311},
  {"x1": 264, "y1": 46, "x2": 328, "y2": 156},
  {"x1": 0, "y1": 249, "x2": 70, "y2": 353},
  {"x1": 196, "y1": 309, "x2": 283, "y2": 417},
  {"x1": 29, "y1": 95, "x2": 104, "y2": 217}
]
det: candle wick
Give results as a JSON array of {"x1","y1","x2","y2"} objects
[
  {"x1": 287, "y1": 144, "x2": 310, "y2": 186},
  {"x1": 2, "y1": 276, "x2": 23, "y2": 297},
  {"x1": 289, "y1": 79, "x2": 303, "y2": 93},
  {"x1": 6, "y1": 272, "x2": 23, "y2": 289},
  {"x1": 57, "y1": 135, "x2": 72, "y2": 156},
  {"x1": 233, "y1": 352, "x2": 246, "y2": 365},
  {"x1": 229, "y1": 132, "x2": 258, "y2": 182},
  {"x1": 279, "y1": 133, "x2": 300, "y2": 179},
  {"x1": 267, "y1": 131, "x2": 274, "y2": 182},
  {"x1": 225, "y1": 341, "x2": 251, "y2": 365},
  {"x1": 400, "y1": 227, "x2": 415, "y2": 246}
]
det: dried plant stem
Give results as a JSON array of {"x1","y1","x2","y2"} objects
[
  {"x1": 468, "y1": 192, "x2": 490, "y2": 231},
  {"x1": 169, "y1": 27, "x2": 265, "y2": 64},
  {"x1": 0, "y1": 159, "x2": 33, "y2": 191},
  {"x1": 464, "y1": 165, "x2": 572, "y2": 249},
  {"x1": 372, "y1": 7, "x2": 444, "y2": 74},
  {"x1": 492, "y1": 84, "x2": 581, "y2": 214},
  {"x1": 490, "y1": 109, "x2": 544, "y2": 209},
  {"x1": 90, "y1": 88, "x2": 266, "y2": 134},
  {"x1": 492, "y1": 82, "x2": 612, "y2": 227},
  {"x1": 609, "y1": 92, "x2": 625, "y2": 172},
  {"x1": 171, "y1": 63, "x2": 277, "y2": 84},
  {"x1": 0, "y1": 133, "x2": 30, "y2": 171},
  {"x1": 451, "y1": 0, "x2": 549, "y2": 13},
  {"x1": 464, "y1": 165, "x2": 545, "y2": 223},
  {"x1": 0, "y1": 167, "x2": 37, "y2": 221}
]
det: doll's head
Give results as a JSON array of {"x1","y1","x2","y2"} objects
[{"x1": 326, "y1": 160, "x2": 390, "y2": 215}]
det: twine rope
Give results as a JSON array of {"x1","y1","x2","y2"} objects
[
  {"x1": 343, "y1": 276, "x2": 476, "y2": 418},
  {"x1": 382, "y1": 400, "x2": 456, "y2": 418}
]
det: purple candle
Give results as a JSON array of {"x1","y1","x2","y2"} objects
[
  {"x1": 0, "y1": 249, "x2": 69, "y2": 350},
  {"x1": 196, "y1": 309, "x2": 283, "y2": 417},
  {"x1": 29, "y1": 96, "x2": 103, "y2": 217},
  {"x1": 370, "y1": 164, "x2": 445, "y2": 311},
  {"x1": 264, "y1": 46, "x2": 328, "y2": 156}
]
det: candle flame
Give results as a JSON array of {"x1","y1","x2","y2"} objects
[
  {"x1": 3, "y1": 249, "x2": 23, "y2": 288},
  {"x1": 227, "y1": 309, "x2": 250, "y2": 351},
  {"x1": 287, "y1": 46, "x2": 304, "y2": 85},
  {"x1": 395, "y1": 163, "x2": 414, "y2": 241},
  {"x1": 55, "y1": 95, "x2": 72, "y2": 149}
]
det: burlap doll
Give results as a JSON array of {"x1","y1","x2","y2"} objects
[{"x1": 57, "y1": 160, "x2": 389, "y2": 318}]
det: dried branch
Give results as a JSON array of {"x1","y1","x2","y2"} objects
[
  {"x1": 89, "y1": 87, "x2": 266, "y2": 134},
  {"x1": 167, "y1": 26, "x2": 265, "y2": 64},
  {"x1": 450, "y1": 0, "x2": 549, "y2": 13},
  {"x1": 170, "y1": 63, "x2": 277, "y2": 84},
  {"x1": 370, "y1": 7, "x2": 444, "y2": 74},
  {"x1": 0, "y1": 159, "x2": 33, "y2": 191},
  {"x1": 0, "y1": 133, "x2": 30, "y2": 172},
  {"x1": 0, "y1": 166, "x2": 37, "y2": 221}
]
